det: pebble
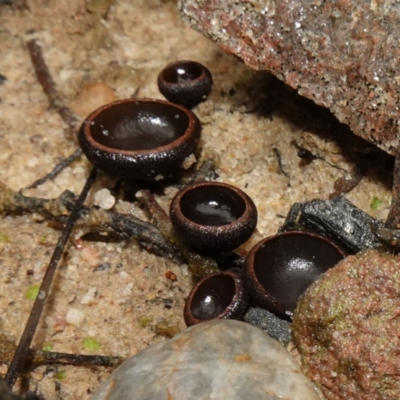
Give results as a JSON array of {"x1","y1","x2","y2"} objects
[
  {"x1": 65, "y1": 308, "x2": 85, "y2": 327},
  {"x1": 90, "y1": 319, "x2": 321, "y2": 400},
  {"x1": 81, "y1": 287, "x2": 97, "y2": 305},
  {"x1": 93, "y1": 188, "x2": 116, "y2": 210}
]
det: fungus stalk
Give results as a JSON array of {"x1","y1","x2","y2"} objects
[{"x1": 138, "y1": 189, "x2": 219, "y2": 279}]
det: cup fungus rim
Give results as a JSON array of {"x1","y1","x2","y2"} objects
[
  {"x1": 184, "y1": 270, "x2": 245, "y2": 326},
  {"x1": 171, "y1": 181, "x2": 256, "y2": 231},
  {"x1": 158, "y1": 60, "x2": 211, "y2": 88},
  {"x1": 244, "y1": 230, "x2": 347, "y2": 318},
  {"x1": 80, "y1": 97, "x2": 201, "y2": 157}
]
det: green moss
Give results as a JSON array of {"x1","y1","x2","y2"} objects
[
  {"x1": 55, "y1": 370, "x2": 66, "y2": 380},
  {"x1": 233, "y1": 70, "x2": 255, "y2": 87},
  {"x1": 81, "y1": 337, "x2": 101, "y2": 351},
  {"x1": 188, "y1": 253, "x2": 219, "y2": 279},
  {"x1": 42, "y1": 343, "x2": 53, "y2": 352},
  {"x1": 154, "y1": 320, "x2": 181, "y2": 338},
  {"x1": 25, "y1": 285, "x2": 40, "y2": 300},
  {"x1": 0, "y1": 233, "x2": 10, "y2": 243},
  {"x1": 39, "y1": 235, "x2": 48, "y2": 244},
  {"x1": 139, "y1": 315, "x2": 154, "y2": 328},
  {"x1": 370, "y1": 196, "x2": 383, "y2": 210}
]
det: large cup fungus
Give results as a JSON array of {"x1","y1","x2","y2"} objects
[{"x1": 79, "y1": 98, "x2": 201, "y2": 181}]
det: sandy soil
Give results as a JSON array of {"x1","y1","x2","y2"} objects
[{"x1": 0, "y1": 0, "x2": 394, "y2": 398}]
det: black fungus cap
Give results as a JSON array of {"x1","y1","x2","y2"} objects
[
  {"x1": 244, "y1": 231, "x2": 346, "y2": 320},
  {"x1": 157, "y1": 60, "x2": 213, "y2": 109},
  {"x1": 170, "y1": 181, "x2": 257, "y2": 253},
  {"x1": 78, "y1": 98, "x2": 201, "y2": 181},
  {"x1": 184, "y1": 270, "x2": 250, "y2": 326}
]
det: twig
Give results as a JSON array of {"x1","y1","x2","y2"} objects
[
  {"x1": 138, "y1": 189, "x2": 219, "y2": 279},
  {"x1": 293, "y1": 141, "x2": 348, "y2": 173},
  {"x1": 26, "y1": 40, "x2": 79, "y2": 140},
  {"x1": 0, "y1": 332, "x2": 123, "y2": 369},
  {"x1": 137, "y1": 190, "x2": 175, "y2": 239},
  {"x1": 370, "y1": 224, "x2": 400, "y2": 250},
  {"x1": 273, "y1": 147, "x2": 290, "y2": 179},
  {"x1": 0, "y1": 182, "x2": 182, "y2": 263},
  {"x1": 26, "y1": 350, "x2": 123, "y2": 369},
  {"x1": 27, "y1": 148, "x2": 83, "y2": 189},
  {"x1": 0, "y1": 376, "x2": 38, "y2": 400},
  {"x1": 5, "y1": 168, "x2": 98, "y2": 388},
  {"x1": 329, "y1": 165, "x2": 363, "y2": 199}
]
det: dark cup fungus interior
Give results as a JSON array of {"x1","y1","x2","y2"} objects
[
  {"x1": 157, "y1": 60, "x2": 213, "y2": 109},
  {"x1": 78, "y1": 98, "x2": 201, "y2": 181},
  {"x1": 170, "y1": 182, "x2": 257, "y2": 253},
  {"x1": 244, "y1": 231, "x2": 346, "y2": 319},
  {"x1": 184, "y1": 270, "x2": 249, "y2": 326},
  {"x1": 180, "y1": 185, "x2": 245, "y2": 226}
]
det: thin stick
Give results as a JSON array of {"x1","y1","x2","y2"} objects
[
  {"x1": 27, "y1": 148, "x2": 83, "y2": 189},
  {"x1": 5, "y1": 168, "x2": 97, "y2": 388},
  {"x1": 138, "y1": 190, "x2": 175, "y2": 239},
  {"x1": 1, "y1": 182, "x2": 181, "y2": 262},
  {"x1": 273, "y1": 147, "x2": 290, "y2": 179},
  {"x1": 26, "y1": 40, "x2": 79, "y2": 140},
  {"x1": 26, "y1": 350, "x2": 123, "y2": 369},
  {"x1": 138, "y1": 190, "x2": 219, "y2": 279},
  {"x1": 329, "y1": 166, "x2": 363, "y2": 199}
]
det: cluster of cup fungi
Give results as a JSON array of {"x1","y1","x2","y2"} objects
[
  {"x1": 79, "y1": 59, "x2": 348, "y2": 326},
  {"x1": 4, "y1": 57, "x2": 350, "y2": 396}
]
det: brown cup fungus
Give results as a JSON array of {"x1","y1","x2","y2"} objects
[
  {"x1": 244, "y1": 231, "x2": 346, "y2": 319},
  {"x1": 170, "y1": 182, "x2": 257, "y2": 253},
  {"x1": 157, "y1": 60, "x2": 213, "y2": 109},
  {"x1": 184, "y1": 270, "x2": 250, "y2": 326},
  {"x1": 78, "y1": 98, "x2": 201, "y2": 181}
]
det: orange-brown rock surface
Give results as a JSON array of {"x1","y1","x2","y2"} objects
[
  {"x1": 293, "y1": 250, "x2": 400, "y2": 400},
  {"x1": 179, "y1": 0, "x2": 400, "y2": 155}
]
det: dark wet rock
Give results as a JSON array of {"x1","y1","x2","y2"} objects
[
  {"x1": 179, "y1": 1, "x2": 400, "y2": 155},
  {"x1": 292, "y1": 250, "x2": 400, "y2": 400},
  {"x1": 244, "y1": 307, "x2": 291, "y2": 346},
  {"x1": 91, "y1": 320, "x2": 321, "y2": 400},
  {"x1": 280, "y1": 197, "x2": 384, "y2": 254}
]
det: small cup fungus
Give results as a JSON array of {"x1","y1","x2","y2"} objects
[
  {"x1": 184, "y1": 270, "x2": 249, "y2": 326},
  {"x1": 170, "y1": 181, "x2": 257, "y2": 253},
  {"x1": 157, "y1": 60, "x2": 213, "y2": 109}
]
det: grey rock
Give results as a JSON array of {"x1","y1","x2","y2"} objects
[
  {"x1": 179, "y1": 0, "x2": 400, "y2": 155},
  {"x1": 90, "y1": 319, "x2": 321, "y2": 400},
  {"x1": 244, "y1": 307, "x2": 291, "y2": 346}
]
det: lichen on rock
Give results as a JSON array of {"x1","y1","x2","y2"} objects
[{"x1": 292, "y1": 250, "x2": 400, "y2": 400}]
